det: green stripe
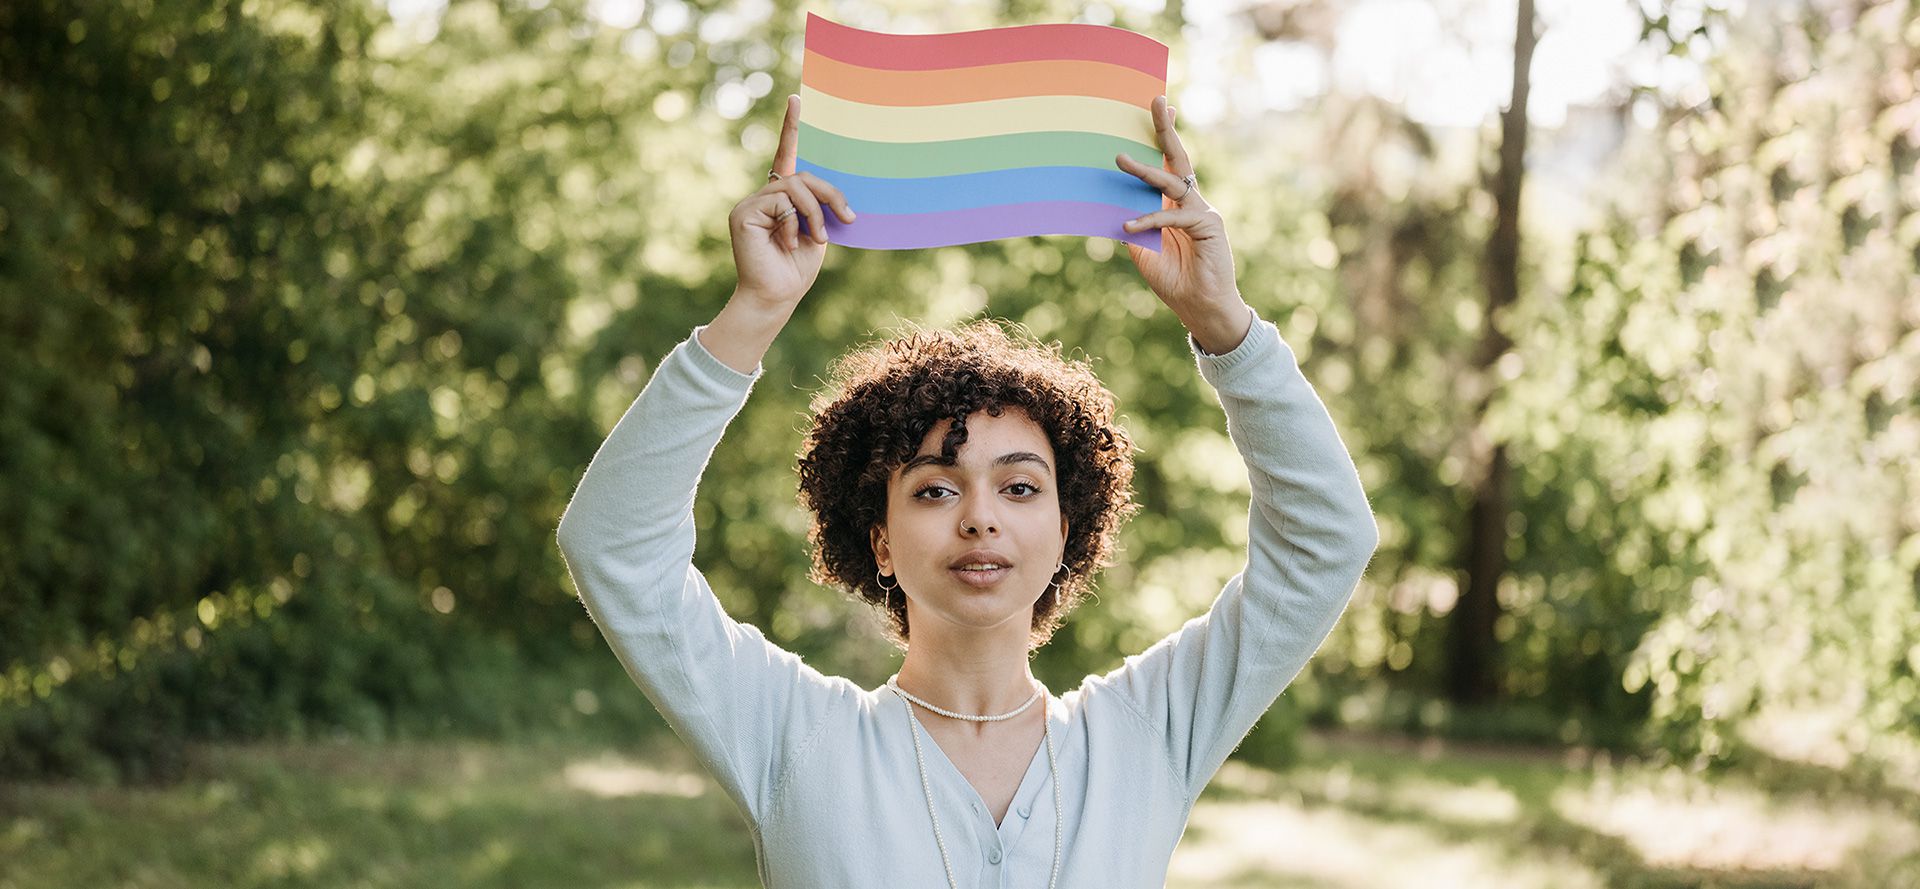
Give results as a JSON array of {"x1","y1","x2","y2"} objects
[{"x1": 799, "y1": 123, "x2": 1163, "y2": 178}]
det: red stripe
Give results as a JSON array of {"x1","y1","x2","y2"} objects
[{"x1": 804, "y1": 13, "x2": 1169, "y2": 79}]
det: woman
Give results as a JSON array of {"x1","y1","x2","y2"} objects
[{"x1": 556, "y1": 93, "x2": 1378, "y2": 888}]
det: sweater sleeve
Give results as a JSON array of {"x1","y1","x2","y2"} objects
[
  {"x1": 1092, "y1": 307, "x2": 1379, "y2": 803},
  {"x1": 554, "y1": 326, "x2": 852, "y2": 825}
]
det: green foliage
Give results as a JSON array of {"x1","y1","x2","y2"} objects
[
  {"x1": 1, "y1": 0, "x2": 1307, "y2": 778},
  {"x1": 1498, "y1": 0, "x2": 1920, "y2": 761},
  {"x1": 4, "y1": 0, "x2": 1914, "y2": 783},
  {"x1": 0, "y1": 0, "x2": 421, "y2": 777},
  {"x1": 0, "y1": 0, "x2": 676, "y2": 778},
  {"x1": 1228, "y1": 0, "x2": 1919, "y2": 772}
]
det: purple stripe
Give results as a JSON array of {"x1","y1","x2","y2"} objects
[{"x1": 820, "y1": 201, "x2": 1162, "y2": 251}]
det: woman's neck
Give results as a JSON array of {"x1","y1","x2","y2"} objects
[{"x1": 895, "y1": 630, "x2": 1040, "y2": 717}]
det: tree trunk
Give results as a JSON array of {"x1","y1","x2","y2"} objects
[{"x1": 1449, "y1": 0, "x2": 1537, "y2": 707}]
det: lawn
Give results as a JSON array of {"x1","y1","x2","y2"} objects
[{"x1": 4, "y1": 730, "x2": 1916, "y2": 888}]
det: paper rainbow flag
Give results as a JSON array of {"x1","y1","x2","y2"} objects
[{"x1": 798, "y1": 14, "x2": 1170, "y2": 252}]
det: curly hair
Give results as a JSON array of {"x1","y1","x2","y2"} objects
[{"x1": 795, "y1": 318, "x2": 1139, "y2": 650}]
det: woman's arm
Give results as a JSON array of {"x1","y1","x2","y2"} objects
[
  {"x1": 554, "y1": 96, "x2": 857, "y2": 824},
  {"x1": 555, "y1": 318, "x2": 828, "y2": 824},
  {"x1": 1090, "y1": 309, "x2": 1378, "y2": 803},
  {"x1": 1093, "y1": 96, "x2": 1379, "y2": 803},
  {"x1": 699, "y1": 292, "x2": 797, "y2": 375}
]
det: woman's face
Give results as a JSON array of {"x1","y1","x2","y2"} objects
[{"x1": 870, "y1": 407, "x2": 1068, "y2": 640}]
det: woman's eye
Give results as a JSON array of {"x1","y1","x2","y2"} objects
[{"x1": 912, "y1": 483, "x2": 1039, "y2": 499}]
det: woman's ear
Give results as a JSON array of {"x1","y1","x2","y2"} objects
[{"x1": 870, "y1": 524, "x2": 891, "y2": 573}]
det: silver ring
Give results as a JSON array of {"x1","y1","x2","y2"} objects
[
  {"x1": 774, "y1": 203, "x2": 796, "y2": 223},
  {"x1": 767, "y1": 169, "x2": 783, "y2": 183},
  {"x1": 1176, "y1": 174, "x2": 1197, "y2": 201}
]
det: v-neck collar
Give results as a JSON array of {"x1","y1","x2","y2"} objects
[{"x1": 890, "y1": 688, "x2": 1062, "y2": 835}]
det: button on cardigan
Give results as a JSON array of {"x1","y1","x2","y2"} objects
[{"x1": 555, "y1": 307, "x2": 1378, "y2": 888}]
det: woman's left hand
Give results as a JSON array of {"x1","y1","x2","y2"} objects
[{"x1": 1116, "y1": 97, "x2": 1250, "y2": 354}]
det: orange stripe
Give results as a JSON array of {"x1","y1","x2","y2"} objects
[{"x1": 802, "y1": 50, "x2": 1163, "y2": 108}]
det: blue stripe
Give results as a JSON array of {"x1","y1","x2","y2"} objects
[{"x1": 796, "y1": 160, "x2": 1161, "y2": 216}]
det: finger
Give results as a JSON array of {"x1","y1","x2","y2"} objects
[
  {"x1": 782, "y1": 177, "x2": 829, "y2": 244},
  {"x1": 1153, "y1": 96, "x2": 1195, "y2": 179},
  {"x1": 1116, "y1": 152, "x2": 1190, "y2": 201},
  {"x1": 795, "y1": 171, "x2": 856, "y2": 222},
  {"x1": 773, "y1": 94, "x2": 800, "y2": 177},
  {"x1": 1164, "y1": 104, "x2": 1178, "y2": 174},
  {"x1": 1122, "y1": 207, "x2": 1208, "y2": 234},
  {"x1": 778, "y1": 197, "x2": 802, "y2": 250},
  {"x1": 756, "y1": 192, "x2": 800, "y2": 250}
]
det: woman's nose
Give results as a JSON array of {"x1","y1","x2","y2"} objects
[
  {"x1": 960, "y1": 500, "x2": 999, "y2": 535},
  {"x1": 960, "y1": 518, "x2": 998, "y2": 535}
]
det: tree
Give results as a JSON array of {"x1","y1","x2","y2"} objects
[
  {"x1": 1450, "y1": 0, "x2": 1539, "y2": 706},
  {"x1": 1501, "y1": 0, "x2": 1919, "y2": 761}
]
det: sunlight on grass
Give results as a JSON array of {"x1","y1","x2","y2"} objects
[
  {"x1": 561, "y1": 753, "x2": 711, "y2": 799},
  {"x1": 459, "y1": 836, "x2": 518, "y2": 883},
  {"x1": 1203, "y1": 755, "x2": 1529, "y2": 827},
  {"x1": 1552, "y1": 764, "x2": 1920, "y2": 872},
  {"x1": 1168, "y1": 759, "x2": 1594, "y2": 889},
  {"x1": 1170, "y1": 795, "x2": 1605, "y2": 889},
  {"x1": 1742, "y1": 706, "x2": 1920, "y2": 798},
  {"x1": 1395, "y1": 775, "x2": 1521, "y2": 825},
  {"x1": 1290, "y1": 760, "x2": 1523, "y2": 827},
  {"x1": 4, "y1": 734, "x2": 1916, "y2": 888},
  {"x1": 247, "y1": 836, "x2": 332, "y2": 882}
]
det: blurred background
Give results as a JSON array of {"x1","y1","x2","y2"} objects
[{"x1": 2, "y1": 0, "x2": 1917, "y2": 885}]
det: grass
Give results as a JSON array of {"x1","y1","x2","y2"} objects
[
  {"x1": 1174, "y1": 732, "x2": 1920, "y2": 888},
  {"x1": 3, "y1": 730, "x2": 1917, "y2": 888}
]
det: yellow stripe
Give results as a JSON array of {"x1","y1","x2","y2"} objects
[{"x1": 799, "y1": 85, "x2": 1155, "y2": 146}]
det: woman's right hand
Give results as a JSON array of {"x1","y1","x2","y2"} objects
[{"x1": 728, "y1": 94, "x2": 856, "y2": 311}]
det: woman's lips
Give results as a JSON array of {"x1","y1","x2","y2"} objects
[{"x1": 949, "y1": 566, "x2": 1010, "y2": 587}]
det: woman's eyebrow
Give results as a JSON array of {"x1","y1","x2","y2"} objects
[
  {"x1": 994, "y1": 452, "x2": 1053, "y2": 474},
  {"x1": 901, "y1": 452, "x2": 1053, "y2": 476}
]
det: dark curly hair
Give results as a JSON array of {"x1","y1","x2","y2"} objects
[{"x1": 795, "y1": 318, "x2": 1139, "y2": 650}]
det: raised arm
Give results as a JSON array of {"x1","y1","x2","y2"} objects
[
  {"x1": 554, "y1": 95, "x2": 858, "y2": 824},
  {"x1": 1093, "y1": 96, "x2": 1379, "y2": 802},
  {"x1": 1093, "y1": 310, "x2": 1377, "y2": 801}
]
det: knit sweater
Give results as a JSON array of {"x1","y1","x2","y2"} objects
[{"x1": 555, "y1": 307, "x2": 1378, "y2": 888}]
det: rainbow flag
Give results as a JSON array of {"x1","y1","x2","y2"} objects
[{"x1": 799, "y1": 14, "x2": 1170, "y2": 252}]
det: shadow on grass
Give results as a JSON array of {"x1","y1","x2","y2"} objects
[
  {"x1": 7, "y1": 732, "x2": 1917, "y2": 889},
  {"x1": 1185, "y1": 732, "x2": 1909, "y2": 889},
  {"x1": 1721, "y1": 738, "x2": 1920, "y2": 819},
  {"x1": 0, "y1": 737, "x2": 761, "y2": 889}
]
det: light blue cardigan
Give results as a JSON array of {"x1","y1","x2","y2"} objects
[{"x1": 556, "y1": 308, "x2": 1378, "y2": 888}]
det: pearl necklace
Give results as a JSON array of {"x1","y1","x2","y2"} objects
[
  {"x1": 885, "y1": 675, "x2": 1063, "y2": 889},
  {"x1": 886, "y1": 675, "x2": 1042, "y2": 722}
]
